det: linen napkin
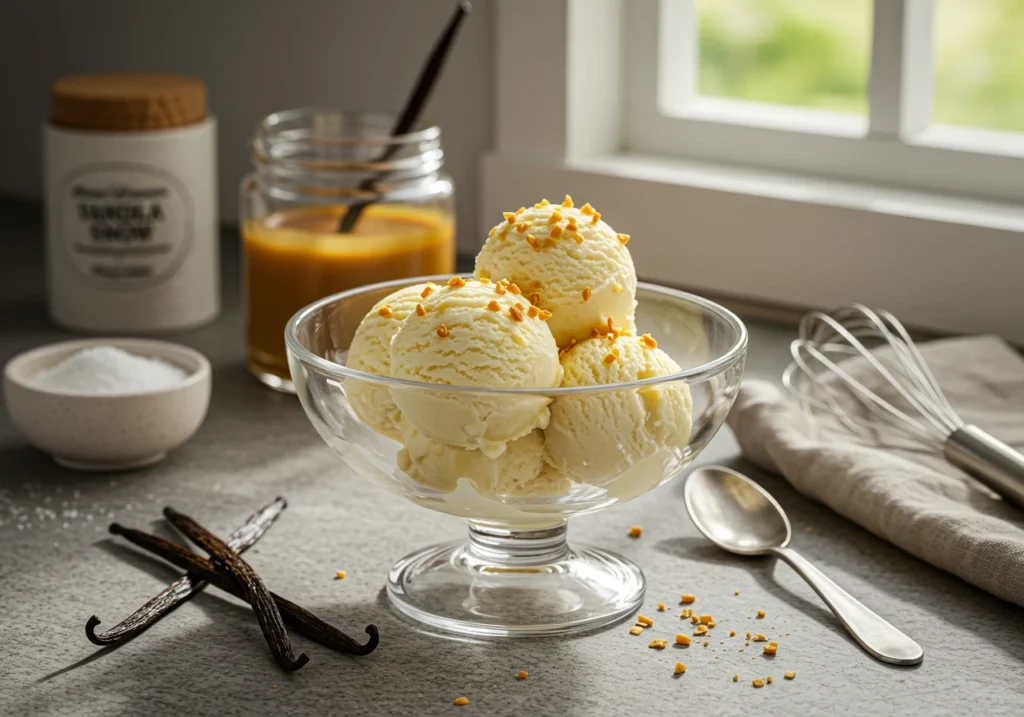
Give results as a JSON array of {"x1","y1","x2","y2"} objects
[{"x1": 726, "y1": 335, "x2": 1024, "y2": 607}]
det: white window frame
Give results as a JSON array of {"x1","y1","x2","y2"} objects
[{"x1": 483, "y1": 0, "x2": 1024, "y2": 343}]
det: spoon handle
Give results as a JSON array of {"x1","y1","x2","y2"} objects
[{"x1": 770, "y1": 546, "x2": 923, "y2": 665}]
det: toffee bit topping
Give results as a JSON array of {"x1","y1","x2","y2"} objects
[
  {"x1": 562, "y1": 194, "x2": 574, "y2": 208},
  {"x1": 415, "y1": 303, "x2": 427, "y2": 317},
  {"x1": 675, "y1": 634, "x2": 691, "y2": 646},
  {"x1": 495, "y1": 283, "x2": 507, "y2": 296},
  {"x1": 550, "y1": 225, "x2": 563, "y2": 238},
  {"x1": 617, "y1": 233, "x2": 631, "y2": 244},
  {"x1": 477, "y1": 269, "x2": 490, "y2": 280},
  {"x1": 526, "y1": 235, "x2": 541, "y2": 252},
  {"x1": 539, "y1": 310, "x2": 552, "y2": 320},
  {"x1": 603, "y1": 352, "x2": 619, "y2": 364},
  {"x1": 448, "y1": 276, "x2": 466, "y2": 288},
  {"x1": 480, "y1": 277, "x2": 491, "y2": 284},
  {"x1": 550, "y1": 210, "x2": 563, "y2": 224},
  {"x1": 514, "y1": 302, "x2": 525, "y2": 311},
  {"x1": 503, "y1": 211, "x2": 516, "y2": 223},
  {"x1": 641, "y1": 334, "x2": 658, "y2": 349},
  {"x1": 674, "y1": 662, "x2": 687, "y2": 675},
  {"x1": 592, "y1": 211, "x2": 601, "y2": 224},
  {"x1": 488, "y1": 227, "x2": 497, "y2": 237},
  {"x1": 582, "y1": 288, "x2": 592, "y2": 302},
  {"x1": 558, "y1": 338, "x2": 577, "y2": 356},
  {"x1": 517, "y1": 222, "x2": 529, "y2": 233},
  {"x1": 499, "y1": 232, "x2": 508, "y2": 241},
  {"x1": 628, "y1": 525, "x2": 642, "y2": 537},
  {"x1": 648, "y1": 639, "x2": 668, "y2": 650},
  {"x1": 517, "y1": 670, "x2": 529, "y2": 680},
  {"x1": 498, "y1": 279, "x2": 510, "y2": 286},
  {"x1": 680, "y1": 594, "x2": 696, "y2": 604},
  {"x1": 573, "y1": 233, "x2": 584, "y2": 245},
  {"x1": 515, "y1": 206, "x2": 526, "y2": 215},
  {"x1": 454, "y1": 697, "x2": 470, "y2": 706},
  {"x1": 508, "y1": 283, "x2": 522, "y2": 295},
  {"x1": 378, "y1": 305, "x2": 392, "y2": 318},
  {"x1": 527, "y1": 305, "x2": 540, "y2": 318},
  {"x1": 567, "y1": 216, "x2": 578, "y2": 228},
  {"x1": 613, "y1": 284, "x2": 624, "y2": 293},
  {"x1": 580, "y1": 202, "x2": 595, "y2": 216},
  {"x1": 437, "y1": 325, "x2": 450, "y2": 338},
  {"x1": 636, "y1": 614, "x2": 654, "y2": 627},
  {"x1": 528, "y1": 292, "x2": 541, "y2": 306},
  {"x1": 539, "y1": 198, "x2": 550, "y2": 207},
  {"x1": 487, "y1": 300, "x2": 501, "y2": 312},
  {"x1": 784, "y1": 672, "x2": 796, "y2": 680},
  {"x1": 629, "y1": 625, "x2": 644, "y2": 636},
  {"x1": 421, "y1": 286, "x2": 434, "y2": 299},
  {"x1": 509, "y1": 306, "x2": 524, "y2": 322}
]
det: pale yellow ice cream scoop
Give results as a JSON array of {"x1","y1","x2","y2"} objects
[
  {"x1": 544, "y1": 334, "x2": 693, "y2": 486},
  {"x1": 474, "y1": 197, "x2": 637, "y2": 347},
  {"x1": 345, "y1": 282, "x2": 435, "y2": 438},
  {"x1": 396, "y1": 418, "x2": 569, "y2": 497},
  {"x1": 389, "y1": 277, "x2": 562, "y2": 457}
]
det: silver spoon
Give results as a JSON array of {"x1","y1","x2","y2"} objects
[{"x1": 684, "y1": 465, "x2": 923, "y2": 666}]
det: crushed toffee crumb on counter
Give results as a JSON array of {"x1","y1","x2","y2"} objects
[
  {"x1": 753, "y1": 634, "x2": 768, "y2": 642},
  {"x1": 752, "y1": 679, "x2": 764, "y2": 689},
  {"x1": 649, "y1": 639, "x2": 668, "y2": 650},
  {"x1": 454, "y1": 697, "x2": 470, "y2": 706},
  {"x1": 680, "y1": 594, "x2": 696, "y2": 604},
  {"x1": 733, "y1": 674, "x2": 739, "y2": 682},
  {"x1": 699, "y1": 615, "x2": 714, "y2": 625},
  {"x1": 675, "y1": 634, "x2": 691, "y2": 646},
  {"x1": 674, "y1": 662, "x2": 687, "y2": 675},
  {"x1": 657, "y1": 603, "x2": 666, "y2": 612},
  {"x1": 629, "y1": 626, "x2": 644, "y2": 636},
  {"x1": 729, "y1": 630, "x2": 736, "y2": 637},
  {"x1": 334, "y1": 570, "x2": 346, "y2": 580},
  {"x1": 517, "y1": 670, "x2": 529, "y2": 680},
  {"x1": 767, "y1": 676, "x2": 774, "y2": 684},
  {"x1": 784, "y1": 672, "x2": 796, "y2": 680},
  {"x1": 637, "y1": 614, "x2": 654, "y2": 627},
  {"x1": 628, "y1": 526, "x2": 642, "y2": 538},
  {"x1": 757, "y1": 610, "x2": 765, "y2": 618},
  {"x1": 734, "y1": 589, "x2": 740, "y2": 596},
  {"x1": 694, "y1": 625, "x2": 707, "y2": 635},
  {"x1": 703, "y1": 640, "x2": 709, "y2": 647}
]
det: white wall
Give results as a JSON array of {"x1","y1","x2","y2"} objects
[{"x1": 0, "y1": 0, "x2": 494, "y2": 252}]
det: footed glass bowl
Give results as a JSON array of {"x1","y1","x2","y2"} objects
[{"x1": 285, "y1": 276, "x2": 747, "y2": 637}]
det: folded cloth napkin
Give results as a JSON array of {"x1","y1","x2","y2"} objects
[{"x1": 727, "y1": 335, "x2": 1024, "y2": 607}]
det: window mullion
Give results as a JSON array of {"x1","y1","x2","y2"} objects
[
  {"x1": 658, "y1": 0, "x2": 698, "y2": 111},
  {"x1": 868, "y1": 0, "x2": 935, "y2": 139}
]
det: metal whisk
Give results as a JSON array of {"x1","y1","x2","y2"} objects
[{"x1": 782, "y1": 304, "x2": 1024, "y2": 509}]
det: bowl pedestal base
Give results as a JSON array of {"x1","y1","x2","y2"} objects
[{"x1": 386, "y1": 520, "x2": 645, "y2": 638}]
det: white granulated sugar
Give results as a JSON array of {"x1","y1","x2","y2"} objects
[{"x1": 31, "y1": 346, "x2": 188, "y2": 394}]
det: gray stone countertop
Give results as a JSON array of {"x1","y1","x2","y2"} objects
[{"x1": 0, "y1": 201, "x2": 1021, "y2": 716}]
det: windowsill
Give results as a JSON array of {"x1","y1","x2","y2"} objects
[
  {"x1": 480, "y1": 150, "x2": 1024, "y2": 343},
  {"x1": 573, "y1": 152, "x2": 1024, "y2": 233}
]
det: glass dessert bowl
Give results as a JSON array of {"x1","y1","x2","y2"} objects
[{"x1": 286, "y1": 276, "x2": 747, "y2": 637}]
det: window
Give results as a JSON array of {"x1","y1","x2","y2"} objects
[
  {"x1": 625, "y1": 0, "x2": 1024, "y2": 205},
  {"x1": 488, "y1": 0, "x2": 1024, "y2": 344}
]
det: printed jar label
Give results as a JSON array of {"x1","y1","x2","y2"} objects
[{"x1": 55, "y1": 162, "x2": 194, "y2": 291}]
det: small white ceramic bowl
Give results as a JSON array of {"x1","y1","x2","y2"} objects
[{"x1": 3, "y1": 338, "x2": 211, "y2": 471}]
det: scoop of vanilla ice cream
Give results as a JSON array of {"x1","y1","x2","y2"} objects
[
  {"x1": 544, "y1": 334, "x2": 693, "y2": 486},
  {"x1": 474, "y1": 197, "x2": 637, "y2": 347},
  {"x1": 389, "y1": 277, "x2": 562, "y2": 457},
  {"x1": 345, "y1": 282, "x2": 437, "y2": 438},
  {"x1": 396, "y1": 419, "x2": 568, "y2": 496}
]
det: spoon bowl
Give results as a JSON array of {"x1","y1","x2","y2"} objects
[
  {"x1": 684, "y1": 465, "x2": 790, "y2": 554},
  {"x1": 684, "y1": 464, "x2": 923, "y2": 666}
]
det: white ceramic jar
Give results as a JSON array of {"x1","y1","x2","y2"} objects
[{"x1": 43, "y1": 74, "x2": 219, "y2": 332}]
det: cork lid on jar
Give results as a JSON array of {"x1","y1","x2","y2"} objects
[{"x1": 51, "y1": 73, "x2": 207, "y2": 131}]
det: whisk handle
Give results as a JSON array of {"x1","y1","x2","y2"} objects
[{"x1": 944, "y1": 425, "x2": 1024, "y2": 510}]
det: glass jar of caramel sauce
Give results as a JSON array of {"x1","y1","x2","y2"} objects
[{"x1": 240, "y1": 109, "x2": 455, "y2": 391}]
